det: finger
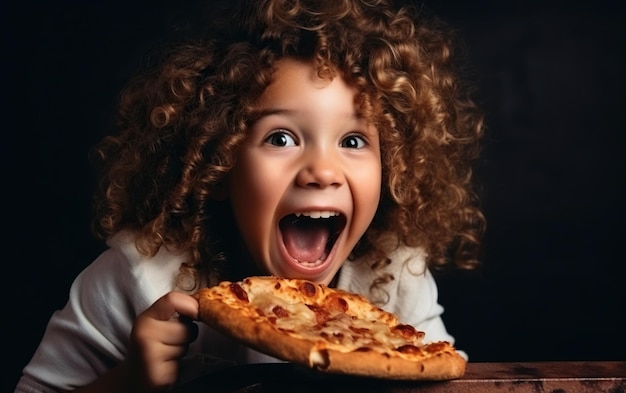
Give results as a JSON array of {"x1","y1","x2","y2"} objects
[
  {"x1": 147, "y1": 291, "x2": 199, "y2": 321},
  {"x1": 169, "y1": 291, "x2": 199, "y2": 320},
  {"x1": 160, "y1": 319, "x2": 199, "y2": 346}
]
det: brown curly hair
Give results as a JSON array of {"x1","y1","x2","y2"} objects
[{"x1": 90, "y1": 0, "x2": 485, "y2": 292}]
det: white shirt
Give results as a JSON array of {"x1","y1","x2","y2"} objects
[{"x1": 15, "y1": 231, "x2": 459, "y2": 392}]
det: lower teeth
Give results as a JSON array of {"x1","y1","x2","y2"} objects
[{"x1": 295, "y1": 258, "x2": 324, "y2": 267}]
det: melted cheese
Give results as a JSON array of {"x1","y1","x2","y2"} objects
[
  {"x1": 246, "y1": 285, "x2": 424, "y2": 359},
  {"x1": 204, "y1": 277, "x2": 431, "y2": 362}
]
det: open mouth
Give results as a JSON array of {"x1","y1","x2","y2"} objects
[{"x1": 279, "y1": 211, "x2": 346, "y2": 267}]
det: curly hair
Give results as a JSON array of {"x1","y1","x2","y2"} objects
[{"x1": 90, "y1": 0, "x2": 485, "y2": 292}]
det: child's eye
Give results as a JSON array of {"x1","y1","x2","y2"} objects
[
  {"x1": 340, "y1": 134, "x2": 367, "y2": 149},
  {"x1": 265, "y1": 130, "x2": 297, "y2": 147}
]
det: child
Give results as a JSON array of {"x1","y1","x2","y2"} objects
[{"x1": 15, "y1": 0, "x2": 484, "y2": 391}]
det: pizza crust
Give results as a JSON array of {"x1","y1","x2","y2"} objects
[{"x1": 315, "y1": 345, "x2": 467, "y2": 380}]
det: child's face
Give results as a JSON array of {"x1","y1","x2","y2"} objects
[{"x1": 227, "y1": 58, "x2": 381, "y2": 285}]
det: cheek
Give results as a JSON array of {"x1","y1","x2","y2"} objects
[
  {"x1": 228, "y1": 159, "x2": 282, "y2": 238},
  {"x1": 364, "y1": 181, "x2": 382, "y2": 221},
  {"x1": 236, "y1": 170, "x2": 282, "y2": 213},
  {"x1": 353, "y1": 167, "x2": 382, "y2": 227}
]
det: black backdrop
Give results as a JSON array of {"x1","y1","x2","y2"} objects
[{"x1": 3, "y1": 1, "x2": 624, "y2": 390}]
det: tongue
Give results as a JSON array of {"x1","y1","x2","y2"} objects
[{"x1": 282, "y1": 219, "x2": 329, "y2": 263}]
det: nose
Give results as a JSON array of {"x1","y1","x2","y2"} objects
[{"x1": 296, "y1": 153, "x2": 344, "y2": 189}]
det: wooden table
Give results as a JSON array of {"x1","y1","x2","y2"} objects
[{"x1": 175, "y1": 361, "x2": 625, "y2": 392}]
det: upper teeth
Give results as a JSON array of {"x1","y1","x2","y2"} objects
[{"x1": 295, "y1": 211, "x2": 339, "y2": 219}]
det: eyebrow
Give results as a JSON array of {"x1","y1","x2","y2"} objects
[{"x1": 252, "y1": 108, "x2": 299, "y2": 118}]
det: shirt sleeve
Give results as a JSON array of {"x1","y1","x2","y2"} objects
[
  {"x1": 16, "y1": 231, "x2": 184, "y2": 392},
  {"x1": 16, "y1": 247, "x2": 138, "y2": 392}
]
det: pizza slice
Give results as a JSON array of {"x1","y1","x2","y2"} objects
[{"x1": 194, "y1": 276, "x2": 466, "y2": 380}]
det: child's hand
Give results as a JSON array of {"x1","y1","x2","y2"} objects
[{"x1": 127, "y1": 291, "x2": 199, "y2": 391}]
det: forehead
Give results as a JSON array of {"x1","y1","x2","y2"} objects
[
  {"x1": 255, "y1": 58, "x2": 360, "y2": 113},
  {"x1": 271, "y1": 58, "x2": 334, "y2": 88}
]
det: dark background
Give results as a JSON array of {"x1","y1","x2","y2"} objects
[{"x1": 3, "y1": 0, "x2": 624, "y2": 390}]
